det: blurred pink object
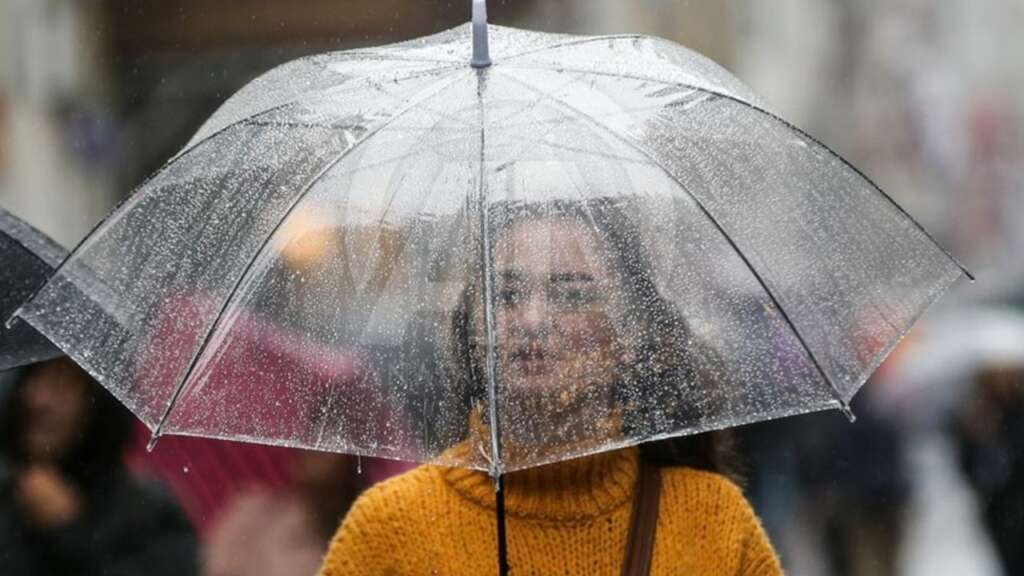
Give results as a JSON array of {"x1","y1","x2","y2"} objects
[
  {"x1": 126, "y1": 430, "x2": 294, "y2": 538},
  {"x1": 203, "y1": 489, "x2": 325, "y2": 576},
  {"x1": 127, "y1": 428, "x2": 414, "y2": 537},
  {"x1": 125, "y1": 294, "x2": 414, "y2": 536}
]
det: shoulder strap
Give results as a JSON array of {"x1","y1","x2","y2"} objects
[{"x1": 622, "y1": 459, "x2": 662, "y2": 576}]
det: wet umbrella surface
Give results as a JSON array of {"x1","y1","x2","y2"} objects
[
  {"x1": 16, "y1": 13, "x2": 968, "y2": 481},
  {"x1": 0, "y1": 208, "x2": 67, "y2": 370}
]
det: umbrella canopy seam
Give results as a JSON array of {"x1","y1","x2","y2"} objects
[{"x1": 171, "y1": 63, "x2": 464, "y2": 163}]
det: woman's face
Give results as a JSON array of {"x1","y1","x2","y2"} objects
[{"x1": 491, "y1": 217, "x2": 628, "y2": 417}]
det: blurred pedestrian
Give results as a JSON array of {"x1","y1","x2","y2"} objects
[
  {"x1": 953, "y1": 362, "x2": 1024, "y2": 574},
  {"x1": 738, "y1": 377, "x2": 911, "y2": 576},
  {"x1": 796, "y1": 388, "x2": 910, "y2": 576},
  {"x1": 0, "y1": 357, "x2": 198, "y2": 575}
]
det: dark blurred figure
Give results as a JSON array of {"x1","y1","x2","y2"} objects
[
  {"x1": 203, "y1": 450, "x2": 359, "y2": 576},
  {"x1": 740, "y1": 376, "x2": 910, "y2": 576},
  {"x1": 0, "y1": 357, "x2": 198, "y2": 575},
  {"x1": 796, "y1": 383, "x2": 910, "y2": 576},
  {"x1": 954, "y1": 363, "x2": 1024, "y2": 575}
]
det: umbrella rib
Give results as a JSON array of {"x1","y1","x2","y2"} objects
[
  {"x1": 169, "y1": 63, "x2": 463, "y2": 162},
  {"x1": 493, "y1": 69, "x2": 857, "y2": 414},
  {"x1": 317, "y1": 50, "x2": 462, "y2": 65},
  {"x1": 147, "y1": 68, "x2": 470, "y2": 445},
  {"x1": 497, "y1": 33, "x2": 648, "y2": 63},
  {"x1": 502, "y1": 63, "x2": 973, "y2": 281}
]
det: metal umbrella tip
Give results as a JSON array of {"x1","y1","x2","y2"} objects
[
  {"x1": 471, "y1": 0, "x2": 491, "y2": 68},
  {"x1": 3, "y1": 309, "x2": 21, "y2": 330},
  {"x1": 839, "y1": 402, "x2": 857, "y2": 423}
]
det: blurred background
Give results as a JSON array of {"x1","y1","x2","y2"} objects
[{"x1": 1, "y1": 1, "x2": 1021, "y2": 575}]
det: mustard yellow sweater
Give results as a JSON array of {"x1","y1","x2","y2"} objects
[{"x1": 319, "y1": 447, "x2": 782, "y2": 575}]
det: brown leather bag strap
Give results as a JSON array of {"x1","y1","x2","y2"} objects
[{"x1": 622, "y1": 459, "x2": 662, "y2": 576}]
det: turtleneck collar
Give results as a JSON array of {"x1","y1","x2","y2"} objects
[{"x1": 440, "y1": 446, "x2": 639, "y2": 522}]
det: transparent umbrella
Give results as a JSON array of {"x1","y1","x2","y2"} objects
[
  {"x1": 15, "y1": 3, "x2": 968, "y2": 570},
  {"x1": 1, "y1": 208, "x2": 66, "y2": 370}
]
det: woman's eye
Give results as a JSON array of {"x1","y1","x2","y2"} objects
[
  {"x1": 551, "y1": 286, "x2": 596, "y2": 306},
  {"x1": 498, "y1": 288, "x2": 522, "y2": 307}
]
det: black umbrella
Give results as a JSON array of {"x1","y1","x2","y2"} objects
[{"x1": 0, "y1": 208, "x2": 67, "y2": 370}]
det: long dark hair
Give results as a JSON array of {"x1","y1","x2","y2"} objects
[
  {"x1": 0, "y1": 358, "x2": 135, "y2": 489},
  {"x1": 446, "y1": 197, "x2": 739, "y2": 478}
]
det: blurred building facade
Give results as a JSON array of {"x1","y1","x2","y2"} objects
[{"x1": 1, "y1": 0, "x2": 116, "y2": 246}]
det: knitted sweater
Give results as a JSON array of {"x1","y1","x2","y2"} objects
[{"x1": 319, "y1": 446, "x2": 782, "y2": 575}]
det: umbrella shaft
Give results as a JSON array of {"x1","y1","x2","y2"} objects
[{"x1": 496, "y1": 474, "x2": 509, "y2": 576}]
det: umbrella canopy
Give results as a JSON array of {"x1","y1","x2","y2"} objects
[
  {"x1": 0, "y1": 208, "x2": 67, "y2": 371},
  {"x1": 16, "y1": 20, "x2": 968, "y2": 474}
]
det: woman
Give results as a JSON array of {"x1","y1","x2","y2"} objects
[
  {"x1": 319, "y1": 198, "x2": 782, "y2": 575},
  {"x1": 0, "y1": 357, "x2": 198, "y2": 575}
]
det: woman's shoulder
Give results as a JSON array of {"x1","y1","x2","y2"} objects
[
  {"x1": 658, "y1": 466, "x2": 783, "y2": 574},
  {"x1": 658, "y1": 466, "x2": 755, "y2": 521},
  {"x1": 320, "y1": 463, "x2": 450, "y2": 575},
  {"x1": 344, "y1": 463, "x2": 445, "y2": 526},
  {"x1": 661, "y1": 465, "x2": 743, "y2": 493}
]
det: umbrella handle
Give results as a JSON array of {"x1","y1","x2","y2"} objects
[{"x1": 471, "y1": 0, "x2": 491, "y2": 68}]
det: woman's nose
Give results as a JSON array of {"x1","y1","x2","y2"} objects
[{"x1": 515, "y1": 293, "x2": 549, "y2": 334}]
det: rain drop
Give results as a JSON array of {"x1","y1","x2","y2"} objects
[{"x1": 356, "y1": 455, "x2": 362, "y2": 475}]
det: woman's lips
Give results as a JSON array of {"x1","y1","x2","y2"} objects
[{"x1": 511, "y1": 343, "x2": 552, "y2": 375}]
